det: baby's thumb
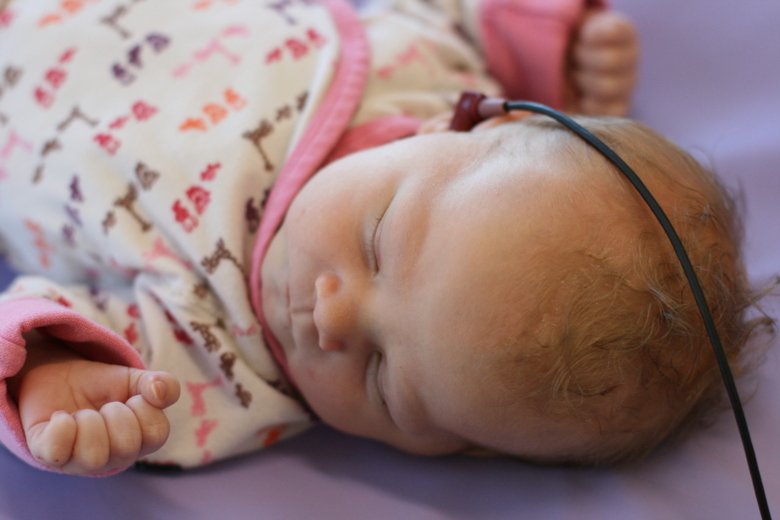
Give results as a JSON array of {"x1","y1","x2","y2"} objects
[
  {"x1": 579, "y1": 11, "x2": 635, "y2": 47},
  {"x1": 129, "y1": 369, "x2": 181, "y2": 409}
]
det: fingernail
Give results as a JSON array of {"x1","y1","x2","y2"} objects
[{"x1": 152, "y1": 379, "x2": 166, "y2": 401}]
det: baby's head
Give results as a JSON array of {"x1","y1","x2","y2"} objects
[{"x1": 260, "y1": 113, "x2": 767, "y2": 463}]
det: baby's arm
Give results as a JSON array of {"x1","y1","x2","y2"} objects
[
  {"x1": 8, "y1": 332, "x2": 180, "y2": 475},
  {"x1": 566, "y1": 8, "x2": 638, "y2": 115},
  {"x1": 450, "y1": 0, "x2": 637, "y2": 113}
]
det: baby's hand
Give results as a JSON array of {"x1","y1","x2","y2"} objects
[
  {"x1": 10, "y1": 334, "x2": 180, "y2": 475},
  {"x1": 566, "y1": 9, "x2": 638, "y2": 116}
]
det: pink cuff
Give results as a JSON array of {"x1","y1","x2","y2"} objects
[
  {"x1": 0, "y1": 297, "x2": 144, "y2": 474},
  {"x1": 478, "y1": 0, "x2": 606, "y2": 107}
]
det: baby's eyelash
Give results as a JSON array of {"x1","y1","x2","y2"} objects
[
  {"x1": 368, "y1": 213, "x2": 384, "y2": 274},
  {"x1": 372, "y1": 350, "x2": 388, "y2": 408},
  {"x1": 370, "y1": 216, "x2": 381, "y2": 269}
]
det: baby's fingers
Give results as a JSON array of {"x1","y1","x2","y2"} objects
[
  {"x1": 68, "y1": 410, "x2": 112, "y2": 473},
  {"x1": 574, "y1": 69, "x2": 636, "y2": 103},
  {"x1": 574, "y1": 11, "x2": 638, "y2": 77},
  {"x1": 578, "y1": 11, "x2": 637, "y2": 48},
  {"x1": 129, "y1": 369, "x2": 181, "y2": 409},
  {"x1": 28, "y1": 411, "x2": 111, "y2": 474},
  {"x1": 27, "y1": 411, "x2": 77, "y2": 468},
  {"x1": 100, "y1": 401, "x2": 143, "y2": 470},
  {"x1": 574, "y1": 43, "x2": 638, "y2": 74},
  {"x1": 577, "y1": 96, "x2": 631, "y2": 117},
  {"x1": 126, "y1": 394, "x2": 171, "y2": 457}
]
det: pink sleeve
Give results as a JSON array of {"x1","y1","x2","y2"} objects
[
  {"x1": 0, "y1": 297, "x2": 144, "y2": 473},
  {"x1": 478, "y1": 0, "x2": 607, "y2": 108}
]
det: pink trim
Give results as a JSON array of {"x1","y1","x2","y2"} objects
[
  {"x1": 0, "y1": 297, "x2": 144, "y2": 474},
  {"x1": 326, "y1": 115, "x2": 421, "y2": 164},
  {"x1": 249, "y1": 0, "x2": 370, "y2": 380},
  {"x1": 478, "y1": 0, "x2": 598, "y2": 107}
]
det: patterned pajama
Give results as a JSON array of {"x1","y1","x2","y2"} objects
[{"x1": 0, "y1": 0, "x2": 592, "y2": 471}]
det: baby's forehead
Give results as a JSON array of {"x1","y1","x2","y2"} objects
[
  {"x1": 430, "y1": 140, "x2": 640, "y2": 324},
  {"x1": 457, "y1": 138, "x2": 622, "y2": 239}
]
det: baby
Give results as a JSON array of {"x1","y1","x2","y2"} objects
[
  {"x1": 258, "y1": 111, "x2": 766, "y2": 464},
  {"x1": 0, "y1": 0, "x2": 764, "y2": 476}
]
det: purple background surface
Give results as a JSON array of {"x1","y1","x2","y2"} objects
[{"x1": 1, "y1": 0, "x2": 778, "y2": 518}]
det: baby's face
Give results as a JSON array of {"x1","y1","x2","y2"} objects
[{"x1": 261, "y1": 122, "x2": 596, "y2": 457}]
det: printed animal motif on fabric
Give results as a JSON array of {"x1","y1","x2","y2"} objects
[
  {"x1": 0, "y1": 0, "x2": 519, "y2": 469},
  {"x1": 32, "y1": 47, "x2": 77, "y2": 109},
  {"x1": 349, "y1": 0, "x2": 499, "y2": 126},
  {"x1": 32, "y1": 0, "x2": 108, "y2": 30},
  {"x1": 0, "y1": 0, "x2": 338, "y2": 467},
  {"x1": 111, "y1": 33, "x2": 171, "y2": 86},
  {"x1": 99, "y1": 1, "x2": 147, "y2": 40},
  {"x1": 0, "y1": 66, "x2": 24, "y2": 127},
  {"x1": 171, "y1": 25, "x2": 246, "y2": 79},
  {"x1": 242, "y1": 91, "x2": 310, "y2": 173}
]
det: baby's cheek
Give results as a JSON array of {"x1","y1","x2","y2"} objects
[{"x1": 292, "y1": 361, "x2": 323, "y2": 396}]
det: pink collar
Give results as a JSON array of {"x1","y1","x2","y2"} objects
[
  {"x1": 248, "y1": 0, "x2": 421, "y2": 383},
  {"x1": 249, "y1": 0, "x2": 420, "y2": 381},
  {"x1": 249, "y1": 0, "x2": 368, "y2": 382},
  {"x1": 251, "y1": 112, "x2": 421, "y2": 381}
]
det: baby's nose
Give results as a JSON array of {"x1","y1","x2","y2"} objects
[{"x1": 313, "y1": 272, "x2": 359, "y2": 351}]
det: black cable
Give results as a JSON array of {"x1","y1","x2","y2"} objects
[{"x1": 503, "y1": 100, "x2": 771, "y2": 520}]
